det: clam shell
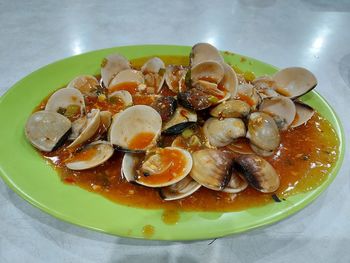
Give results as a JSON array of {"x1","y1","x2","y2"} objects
[
  {"x1": 68, "y1": 109, "x2": 101, "y2": 148},
  {"x1": 141, "y1": 57, "x2": 165, "y2": 74},
  {"x1": 66, "y1": 141, "x2": 114, "y2": 170},
  {"x1": 234, "y1": 154, "x2": 280, "y2": 193},
  {"x1": 190, "y1": 149, "x2": 232, "y2": 191},
  {"x1": 45, "y1": 88, "x2": 85, "y2": 116},
  {"x1": 222, "y1": 171, "x2": 248, "y2": 193},
  {"x1": 291, "y1": 101, "x2": 315, "y2": 128},
  {"x1": 165, "y1": 65, "x2": 187, "y2": 93},
  {"x1": 108, "y1": 69, "x2": 144, "y2": 90},
  {"x1": 108, "y1": 90, "x2": 133, "y2": 107},
  {"x1": 247, "y1": 112, "x2": 280, "y2": 152},
  {"x1": 159, "y1": 176, "x2": 201, "y2": 201},
  {"x1": 100, "y1": 111, "x2": 112, "y2": 130},
  {"x1": 122, "y1": 147, "x2": 193, "y2": 187},
  {"x1": 220, "y1": 63, "x2": 238, "y2": 98},
  {"x1": 25, "y1": 111, "x2": 71, "y2": 152},
  {"x1": 203, "y1": 117, "x2": 246, "y2": 147},
  {"x1": 259, "y1": 96, "x2": 296, "y2": 130},
  {"x1": 210, "y1": 100, "x2": 250, "y2": 118},
  {"x1": 162, "y1": 106, "x2": 197, "y2": 135},
  {"x1": 237, "y1": 83, "x2": 261, "y2": 110},
  {"x1": 191, "y1": 43, "x2": 224, "y2": 66},
  {"x1": 66, "y1": 75, "x2": 100, "y2": 96},
  {"x1": 273, "y1": 67, "x2": 317, "y2": 99},
  {"x1": 191, "y1": 61, "x2": 224, "y2": 84},
  {"x1": 109, "y1": 105, "x2": 162, "y2": 151},
  {"x1": 101, "y1": 54, "x2": 131, "y2": 88}
]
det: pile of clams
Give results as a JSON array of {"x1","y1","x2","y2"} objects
[{"x1": 25, "y1": 43, "x2": 317, "y2": 201}]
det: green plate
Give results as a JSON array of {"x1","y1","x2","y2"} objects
[{"x1": 0, "y1": 45, "x2": 344, "y2": 240}]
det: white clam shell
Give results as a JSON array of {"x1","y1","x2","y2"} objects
[
  {"x1": 141, "y1": 57, "x2": 165, "y2": 74},
  {"x1": 25, "y1": 111, "x2": 71, "y2": 152},
  {"x1": 121, "y1": 147, "x2": 193, "y2": 187},
  {"x1": 108, "y1": 69, "x2": 144, "y2": 90},
  {"x1": 100, "y1": 111, "x2": 112, "y2": 130},
  {"x1": 165, "y1": 65, "x2": 187, "y2": 93},
  {"x1": 203, "y1": 117, "x2": 246, "y2": 147},
  {"x1": 259, "y1": 96, "x2": 296, "y2": 130},
  {"x1": 222, "y1": 172, "x2": 248, "y2": 193},
  {"x1": 220, "y1": 63, "x2": 238, "y2": 99},
  {"x1": 159, "y1": 176, "x2": 201, "y2": 201},
  {"x1": 273, "y1": 67, "x2": 317, "y2": 99},
  {"x1": 101, "y1": 54, "x2": 131, "y2": 88},
  {"x1": 191, "y1": 60, "x2": 224, "y2": 84},
  {"x1": 108, "y1": 90, "x2": 133, "y2": 107},
  {"x1": 109, "y1": 105, "x2": 162, "y2": 151},
  {"x1": 68, "y1": 109, "x2": 101, "y2": 148},
  {"x1": 66, "y1": 141, "x2": 114, "y2": 170},
  {"x1": 45, "y1": 88, "x2": 85, "y2": 116},
  {"x1": 66, "y1": 75, "x2": 100, "y2": 96},
  {"x1": 191, "y1": 43, "x2": 224, "y2": 66},
  {"x1": 291, "y1": 101, "x2": 315, "y2": 128}
]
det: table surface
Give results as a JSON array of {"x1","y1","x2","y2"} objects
[{"x1": 1, "y1": 0, "x2": 350, "y2": 262}]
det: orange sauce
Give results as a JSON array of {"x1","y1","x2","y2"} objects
[
  {"x1": 236, "y1": 93, "x2": 255, "y2": 106},
  {"x1": 142, "y1": 225, "x2": 155, "y2": 238},
  {"x1": 109, "y1": 82, "x2": 139, "y2": 95},
  {"x1": 128, "y1": 132, "x2": 155, "y2": 150},
  {"x1": 162, "y1": 209, "x2": 180, "y2": 225},
  {"x1": 36, "y1": 55, "x2": 340, "y2": 212},
  {"x1": 68, "y1": 147, "x2": 97, "y2": 162},
  {"x1": 137, "y1": 148, "x2": 187, "y2": 185}
]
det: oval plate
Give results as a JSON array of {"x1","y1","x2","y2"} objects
[{"x1": 0, "y1": 45, "x2": 344, "y2": 240}]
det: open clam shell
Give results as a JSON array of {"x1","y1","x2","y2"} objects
[
  {"x1": 191, "y1": 61, "x2": 224, "y2": 84},
  {"x1": 122, "y1": 147, "x2": 193, "y2": 187},
  {"x1": 25, "y1": 111, "x2": 71, "y2": 152},
  {"x1": 234, "y1": 154, "x2": 280, "y2": 193},
  {"x1": 162, "y1": 106, "x2": 197, "y2": 135},
  {"x1": 109, "y1": 105, "x2": 162, "y2": 152},
  {"x1": 165, "y1": 65, "x2": 187, "y2": 93},
  {"x1": 203, "y1": 117, "x2": 246, "y2": 147},
  {"x1": 291, "y1": 101, "x2": 315, "y2": 128},
  {"x1": 66, "y1": 75, "x2": 100, "y2": 97},
  {"x1": 220, "y1": 63, "x2": 238, "y2": 99},
  {"x1": 45, "y1": 88, "x2": 85, "y2": 117},
  {"x1": 101, "y1": 54, "x2": 131, "y2": 88},
  {"x1": 159, "y1": 176, "x2": 201, "y2": 201},
  {"x1": 66, "y1": 141, "x2": 114, "y2": 170},
  {"x1": 108, "y1": 90, "x2": 133, "y2": 107},
  {"x1": 68, "y1": 109, "x2": 101, "y2": 148},
  {"x1": 273, "y1": 67, "x2": 317, "y2": 99},
  {"x1": 222, "y1": 170, "x2": 248, "y2": 193},
  {"x1": 190, "y1": 43, "x2": 224, "y2": 66},
  {"x1": 259, "y1": 96, "x2": 296, "y2": 130},
  {"x1": 108, "y1": 69, "x2": 144, "y2": 91},
  {"x1": 190, "y1": 149, "x2": 232, "y2": 191}
]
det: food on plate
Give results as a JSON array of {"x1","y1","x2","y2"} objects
[{"x1": 24, "y1": 43, "x2": 339, "y2": 211}]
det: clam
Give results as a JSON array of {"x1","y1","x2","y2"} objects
[
  {"x1": 252, "y1": 76, "x2": 279, "y2": 99},
  {"x1": 108, "y1": 90, "x2": 133, "y2": 107},
  {"x1": 66, "y1": 75, "x2": 100, "y2": 97},
  {"x1": 159, "y1": 176, "x2": 201, "y2": 201},
  {"x1": 162, "y1": 106, "x2": 197, "y2": 135},
  {"x1": 222, "y1": 170, "x2": 248, "y2": 193},
  {"x1": 122, "y1": 147, "x2": 193, "y2": 187},
  {"x1": 203, "y1": 118, "x2": 246, "y2": 147},
  {"x1": 177, "y1": 88, "x2": 212, "y2": 111},
  {"x1": 190, "y1": 149, "x2": 232, "y2": 191},
  {"x1": 259, "y1": 96, "x2": 296, "y2": 130},
  {"x1": 109, "y1": 105, "x2": 162, "y2": 151},
  {"x1": 25, "y1": 111, "x2": 71, "y2": 152},
  {"x1": 108, "y1": 69, "x2": 144, "y2": 92},
  {"x1": 69, "y1": 116, "x2": 87, "y2": 141},
  {"x1": 141, "y1": 57, "x2": 166, "y2": 93},
  {"x1": 190, "y1": 43, "x2": 224, "y2": 66},
  {"x1": 68, "y1": 109, "x2": 101, "y2": 148},
  {"x1": 210, "y1": 100, "x2": 250, "y2": 118},
  {"x1": 291, "y1": 101, "x2": 315, "y2": 128},
  {"x1": 100, "y1": 111, "x2": 112, "y2": 130},
  {"x1": 234, "y1": 154, "x2": 280, "y2": 193},
  {"x1": 101, "y1": 54, "x2": 131, "y2": 88},
  {"x1": 66, "y1": 141, "x2": 114, "y2": 170},
  {"x1": 151, "y1": 96, "x2": 177, "y2": 122},
  {"x1": 165, "y1": 65, "x2": 187, "y2": 93},
  {"x1": 273, "y1": 67, "x2": 317, "y2": 99},
  {"x1": 220, "y1": 63, "x2": 238, "y2": 98},
  {"x1": 191, "y1": 61, "x2": 224, "y2": 84},
  {"x1": 236, "y1": 83, "x2": 261, "y2": 109},
  {"x1": 194, "y1": 80, "x2": 229, "y2": 102},
  {"x1": 45, "y1": 88, "x2": 85, "y2": 117},
  {"x1": 246, "y1": 112, "x2": 280, "y2": 155}
]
